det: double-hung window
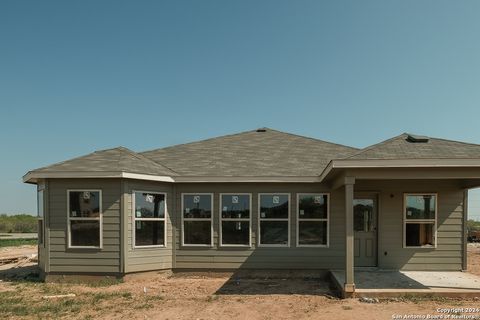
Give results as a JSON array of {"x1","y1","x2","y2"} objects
[
  {"x1": 404, "y1": 193, "x2": 437, "y2": 248},
  {"x1": 258, "y1": 193, "x2": 290, "y2": 246},
  {"x1": 220, "y1": 194, "x2": 251, "y2": 246},
  {"x1": 37, "y1": 188, "x2": 45, "y2": 246},
  {"x1": 133, "y1": 191, "x2": 167, "y2": 247},
  {"x1": 182, "y1": 194, "x2": 213, "y2": 246},
  {"x1": 67, "y1": 190, "x2": 102, "y2": 248},
  {"x1": 297, "y1": 194, "x2": 329, "y2": 247}
]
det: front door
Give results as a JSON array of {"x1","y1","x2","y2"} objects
[{"x1": 354, "y1": 195, "x2": 377, "y2": 267}]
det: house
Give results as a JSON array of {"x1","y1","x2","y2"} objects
[{"x1": 23, "y1": 128, "x2": 480, "y2": 296}]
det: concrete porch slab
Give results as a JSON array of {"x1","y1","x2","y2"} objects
[{"x1": 331, "y1": 270, "x2": 480, "y2": 298}]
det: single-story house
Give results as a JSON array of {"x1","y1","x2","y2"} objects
[{"x1": 24, "y1": 128, "x2": 480, "y2": 295}]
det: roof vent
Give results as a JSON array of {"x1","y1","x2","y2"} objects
[
  {"x1": 256, "y1": 128, "x2": 267, "y2": 132},
  {"x1": 406, "y1": 134, "x2": 429, "y2": 143}
]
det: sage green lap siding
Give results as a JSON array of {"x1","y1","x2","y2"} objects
[
  {"x1": 123, "y1": 179, "x2": 173, "y2": 273},
  {"x1": 356, "y1": 180, "x2": 464, "y2": 271},
  {"x1": 47, "y1": 179, "x2": 121, "y2": 274},
  {"x1": 174, "y1": 183, "x2": 346, "y2": 270}
]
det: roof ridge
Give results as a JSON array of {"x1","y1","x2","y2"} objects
[
  {"x1": 141, "y1": 127, "x2": 358, "y2": 155},
  {"x1": 428, "y1": 135, "x2": 480, "y2": 148},
  {"x1": 140, "y1": 128, "x2": 265, "y2": 154},
  {"x1": 264, "y1": 128, "x2": 358, "y2": 151},
  {"x1": 342, "y1": 133, "x2": 408, "y2": 159},
  {"x1": 120, "y1": 147, "x2": 179, "y2": 175}
]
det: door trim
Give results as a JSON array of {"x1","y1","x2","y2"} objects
[{"x1": 353, "y1": 193, "x2": 379, "y2": 267}]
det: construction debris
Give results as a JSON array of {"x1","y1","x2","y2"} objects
[{"x1": 42, "y1": 294, "x2": 76, "y2": 299}]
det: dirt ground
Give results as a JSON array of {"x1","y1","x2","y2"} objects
[{"x1": 0, "y1": 245, "x2": 480, "y2": 320}]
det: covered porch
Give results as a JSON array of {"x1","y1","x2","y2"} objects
[
  {"x1": 327, "y1": 164, "x2": 480, "y2": 298},
  {"x1": 331, "y1": 269, "x2": 480, "y2": 298}
]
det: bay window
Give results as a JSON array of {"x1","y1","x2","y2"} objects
[
  {"x1": 67, "y1": 190, "x2": 102, "y2": 248},
  {"x1": 133, "y1": 191, "x2": 167, "y2": 247}
]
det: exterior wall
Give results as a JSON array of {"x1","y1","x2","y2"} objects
[
  {"x1": 123, "y1": 179, "x2": 173, "y2": 273},
  {"x1": 356, "y1": 179, "x2": 464, "y2": 271},
  {"x1": 173, "y1": 183, "x2": 345, "y2": 270},
  {"x1": 47, "y1": 179, "x2": 122, "y2": 274},
  {"x1": 37, "y1": 180, "x2": 47, "y2": 274}
]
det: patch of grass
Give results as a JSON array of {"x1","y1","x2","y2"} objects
[
  {"x1": 85, "y1": 277, "x2": 124, "y2": 287},
  {"x1": 0, "y1": 238, "x2": 37, "y2": 247}
]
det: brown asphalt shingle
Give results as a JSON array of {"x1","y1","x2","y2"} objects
[
  {"x1": 140, "y1": 128, "x2": 358, "y2": 176},
  {"x1": 345, "y1": 133, "x2": 480, "y2": 160}
]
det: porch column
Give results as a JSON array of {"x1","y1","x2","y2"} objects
[{"x1": 344, "y1": 177, "x2": 355, "y2": 294}]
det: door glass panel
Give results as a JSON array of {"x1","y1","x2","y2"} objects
[{"x1": 354, "y1": 199, "x2": 374, "y2": 232}]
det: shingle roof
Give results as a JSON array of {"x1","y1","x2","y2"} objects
[
  {"x1": 30, "y1": 147, "x2": 177, "y2": 176},
  {"x1": 140, "y1": 128, "x2": 358, "y2": 176},
  {"x1": 345, "y1": 133, "x2": 480, "y2": 160}
]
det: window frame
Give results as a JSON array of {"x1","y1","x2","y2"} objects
[
  {"x1": 257, "y1": 193, "x2": 291, "y2": 248},
  {"x1": 219, "y1": 193, "x2": 252, "y2": 248},
  {"x1": 132, "y1": 190, "x2": 168, "y2": 249},
  {"x1": 37, "y1": 188, "x2": 45, "y2": 247},
  {"x1": 296, "y1": 193, "x2": 330, "y2": 248},
  {"x1": 67, "y1": 189, "x2": 103, "y2": 249},
  {"x1": 181, "y1": 193, "x2": 214, "y2": 247},
  {"x1": 403, "y1": 193, "x2": 437, "y2": 249}
]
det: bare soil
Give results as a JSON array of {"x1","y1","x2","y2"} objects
[{"x1": 0, "y1": 245, "x2": 479, "y2": 319}]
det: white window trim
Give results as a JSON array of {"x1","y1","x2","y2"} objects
[
  {"x1": 37, "y1": 189, "x2": 45, "y2": 247},
  {"x1": 67, "y1": 189, "x2": 103, "y2": 249},
  {"x1": 181, "y1": 193, "x2": 214, "y2": 247},
  {"x1": 403, "y1": 193, "x2": 438, "y2": 249},
  {"x1": 258, "y1": 193, "x2": 291, "y2": 247},
  {"x1": 219, "y1": 193, "x2": 252, "y2": 247},
  {"x1": 132, "y1": 190, "x2": 168, "y2": 249},
  {"x1": 296, "y1": 193, "x2": 330, "y2": 248}
]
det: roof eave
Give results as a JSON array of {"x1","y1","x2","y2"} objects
[
  {"x1": 22, "y1": 171, "x2": 175, "y2": 184},
  {"x1": 318, "y1": 158, "x2": 480, "y2": 182}
]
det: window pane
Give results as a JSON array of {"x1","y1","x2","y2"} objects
[
  {"x1": 259, "y1": 195, "x2": 289, "y2": 219},
  {"x1": 405, "y1": 195, "x2": 436, "y2": 220},
  {"x1": 405, "y1": 223, "x2": 434, "y2": 247},
  {"x1": 70, "y1": 220, "x2": 100, "y2": 247},
  {"x1": 354, "y1": 199, "x2": 374, "y2": 232},
  {"x1": 260, "y1": 221, "x2": 288, "y2": 245},
  {"x1": 221, "y1": 195, "x2": 250, "y2": 219},
  {"x1": 184, "y1": 221, "x2": 211, "y2": 245},
  {"x1": 135, "y1": 221, "x2": 165, "y2": 246},
  {"x1": 222, "y1": 221, "x2": 249, "y2": 245},
  {"x1": 37, "y1": 190, "x2": 44, "y2": 218},
  {"x1": 298, "y1": 221, "x2": 327, "y2": 245},
  {"x1": 69, "y1": 191, "x2": 100, "y2": 218},
  {"x1": 134, "y1": 192, "x2": 165, "y2": 218},
  {"x1": 183, "y1": 195, "x2": 212, "y2": 219},
  {"x1": 298, "y1": 194, "x2": 327, "y2": 219}
]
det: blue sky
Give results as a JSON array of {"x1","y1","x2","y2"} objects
[{"x1": 1, "y1": 1, "x2": 480, "y2": 217}]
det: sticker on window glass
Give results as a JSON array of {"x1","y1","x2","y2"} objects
[
  {"x1": 83, "y1": 192, "x2": 91, "y2": 200},
  {"x1": 136, "y1": 211, "x2": 142, "y2": 218},
  {"x1": 185, "y1": 208, "x2": 190, "y2": 214},
  {"x1": 314, "y1": 196, "x2": 322, "y2": 204},
  {"x1": 300, "y1": 210, "x2": 305, "y2": 216},
  {"x1": 272, "y1": 196, "x2": 280, "y2": 204},
  {"x1": 416, "y1": 197, "x2": 424, "y2": 203},
  {"x1": 136, "y1": 221, "x2": 142, "y2": 230},
  {"x1": 72, "y1": 211, "x2": 77, "y2": 217},
  {"x1": 232, "y1": 196, "x2": 239, "y2": 204},
  {"x1": 407, "y1": 210, "x2": 412, "y2": 216},
  {"x1": 236, "y1": 222, "x2": 242, "y2": 231},
  {"x1": 261, "y1": 212, "x2": 266, "y2": 218},
  {"x1": 193, "y1": 196, "x2": 200, "y2": 203},
  {"x1": 145, "y1": 194, "x2": 154, "y2": 203},
  {"x1": 223, "y1": 206, "x2": 228, "y2": 211}
]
